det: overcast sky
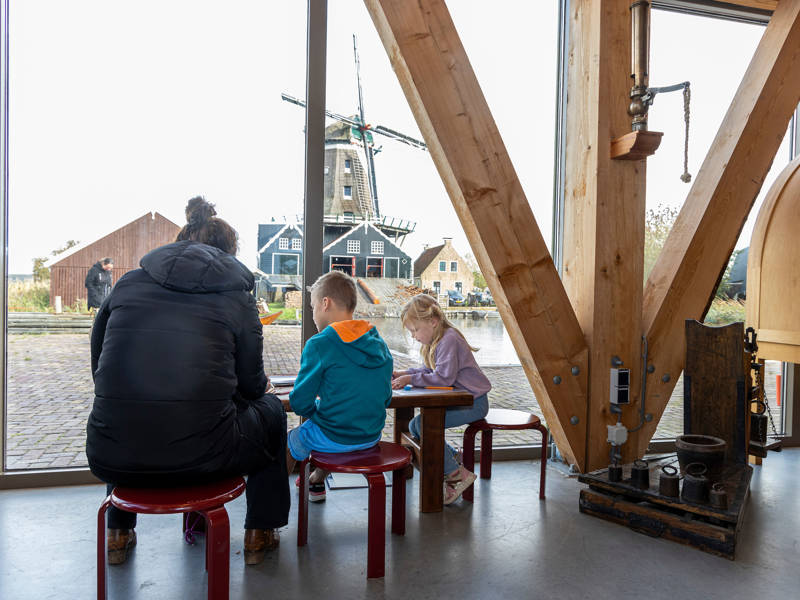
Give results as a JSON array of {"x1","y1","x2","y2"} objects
[{"x1": 7, "y1": 2, "x2": 793, "y2": 275}]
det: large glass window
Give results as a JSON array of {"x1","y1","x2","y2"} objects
[
  {"x1": 646, "y1": 9, "x2": 792, "y2": 439},
  {"x1": 4, "y1": 1, "x2": 306, "y2": 471}
]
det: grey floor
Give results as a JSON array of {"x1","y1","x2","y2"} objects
[{"x1": 1, "y1": 450, "x2": 798, "y2": 600}]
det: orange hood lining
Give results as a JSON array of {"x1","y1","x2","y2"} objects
[{"x1": 330, "y1": 320, "x2": 373, "y2": 342}]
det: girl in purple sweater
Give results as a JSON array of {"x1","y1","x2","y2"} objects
[{"x1": 391, "y1": 294, "x2": 491, "y2": 504}]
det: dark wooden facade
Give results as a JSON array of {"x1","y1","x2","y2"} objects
[
  {"x1": 257, "y1": 221, "x2": 412, "y2": 280},
  {"x1": 48, "y1": 212, "x2": 181, "y2": 309}
]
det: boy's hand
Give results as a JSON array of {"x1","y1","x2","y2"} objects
[
  {"x1": 392, "y1": 374, "x2": 412, "y2": 389},
  {"x1": 392, "y1": 370, "x2": 408, "y2": 379}
]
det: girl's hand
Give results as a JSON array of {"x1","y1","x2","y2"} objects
[
  {"x1": 392, "y1": 374, "x2": 412, "y2": 389},
  {"x1": 392, "y1": 370, "x2": 408, "y2": 379}
]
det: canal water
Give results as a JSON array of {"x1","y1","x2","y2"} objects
[{"x1": 370, "y1": 316, "x2": 521, "y2": 366}]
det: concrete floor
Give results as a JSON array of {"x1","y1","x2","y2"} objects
[{"x1": 1, "y1": 450, "x2": 798, "y2": 599}]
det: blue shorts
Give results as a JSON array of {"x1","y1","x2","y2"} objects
[{"x1": 287, "y1": 419, "x2": 381, "y2": 461}]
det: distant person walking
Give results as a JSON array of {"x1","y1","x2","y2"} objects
[{"x1": 85, "y1": 257, "x2": 113, "y2": 309}]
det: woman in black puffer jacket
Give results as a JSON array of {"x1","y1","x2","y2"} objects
[{"x1": 87, "y1": 197, "x2": 289, "y2": 566}]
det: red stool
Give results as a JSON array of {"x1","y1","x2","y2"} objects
[
  {"x1": 97, "y1": 476, "x2": 246, "y2": 600},
  {"x1": 462, "y1": 409, "x2": 548, "y2": 501},
  {"x1": 297, "y1": 441, "x2": 411, "y2": 578}
]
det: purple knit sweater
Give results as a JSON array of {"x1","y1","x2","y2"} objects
[{"x1": 407, "y1": 327, "x2": 491, "y2": 398}]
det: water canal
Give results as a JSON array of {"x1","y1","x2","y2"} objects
[{"x1": 368, "y1": 315, "x2": 521, "y2": 366}]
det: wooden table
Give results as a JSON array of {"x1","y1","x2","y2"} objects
[{"x1": 271, "y1": 377, "x2": 473, "y2": 513}]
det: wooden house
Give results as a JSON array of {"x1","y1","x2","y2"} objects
[
  {"x1": 45, "y1": 212, "x2": 181, "y2": 309},
  {"x1": 256, "y1": 220, "x2": 412, "y2": 283},
  {"x1": 413, "y1": 237, "x2": 471, "y2": 295}
]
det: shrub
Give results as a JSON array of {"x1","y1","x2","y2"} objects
[
  {"x1": 704, "y1": 297, "x2": 746, "y2": 325},
  {"x1": 8, "y1": 280, "x2": 51, "y2": 312}
]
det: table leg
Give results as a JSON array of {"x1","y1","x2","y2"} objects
[
  {"x1": 393, "y1": 407, "x2": 413, "y2": 444},
  {"x1": 394, "y1": 406, "x2": 416, "y2": 480},
  {"x1": 419, "y1": 407, "x2": 445, "y2": 513}
]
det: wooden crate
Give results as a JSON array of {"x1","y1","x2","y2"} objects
[{"x1": 578, "y1": 459, "x2": 752, "y2": 560}]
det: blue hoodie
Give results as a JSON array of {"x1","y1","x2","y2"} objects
[{"x1": 289, "y1": 320, "x2": 393, "y2": 445}]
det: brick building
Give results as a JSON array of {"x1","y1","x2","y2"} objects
[{"x1": 413, "y1": 238, "x2": 472, "y2": 295}]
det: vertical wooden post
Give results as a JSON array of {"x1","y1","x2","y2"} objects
[{"x1": 563, "y1": 0, "x2": 647, "y2": 470}]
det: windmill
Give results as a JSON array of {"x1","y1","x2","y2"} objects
[{"x1": 281, "y1": 34, "x2": 426, "y2": 221}]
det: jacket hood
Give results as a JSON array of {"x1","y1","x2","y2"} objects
[
  {"x1": 140, "y1": 240, "x2": 254, "y2": 293},
  {"x1": 323, "y1": 320, "x2": 391, "y2": 368}
]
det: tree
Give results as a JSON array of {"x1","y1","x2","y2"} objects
[
  {"x1": 32, "y1": 240, "x2": 81, "y2": 282},
  {"x1": 463, "y1": 252, "x2": 487, "y2": 289},
  {"x1": 52, "y1": 240, "x2": 80, "y2": 257},
  {"x1": 644, "y1": 204, "x2": 679, "y2": 282},
  {"x1": 32, "y1": 257, "x2": 50, "y2": 282}
]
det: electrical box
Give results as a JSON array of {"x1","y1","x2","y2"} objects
[
  {"x1": 610, "y1": 368, "x2": 630, "y2": 405},
  {"x1": 607, "y1": 423, "x2": 628, "y2": 445}
]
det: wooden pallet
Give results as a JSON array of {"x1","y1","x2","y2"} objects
[{"x1": 578, "y1": 458, "x2": 752, "y2": 560}]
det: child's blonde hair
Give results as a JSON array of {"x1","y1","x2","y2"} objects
[{"x1": 400, "y1": 293, "x2": 477, "y2": 369}]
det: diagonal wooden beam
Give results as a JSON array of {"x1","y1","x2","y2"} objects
[
  {"x1": 365, "y1": 0, "x2": 590, "y2": 469},
  {"x1": 640, "y1": 0, "x2": 800, "y2": 452}
]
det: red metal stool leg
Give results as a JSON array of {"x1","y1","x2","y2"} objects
[
  {"x1": 480, "y1": 428, "x2": 493, "y2": 479},
  {"x1": 364, "y1": 473, "x2": 386, "y2": 578},
  {"x1": 462, "y1": 422, "x2": 481, "y2": 502},
  {"x1": 391, "y1": 468, "x2": 406, "y2": 535},
  {"x1": 202, "y1": 506, "x2": 230, "y2": 600},
  {"x1": 535, "y1": 424, "x2": 548, "y2": 500},
  {"x1": 297, "y1": 459, "x2": 310, "y2": 547},
  {"x1": 97, "y1": 496, "x2": 112, "y2": 600}
]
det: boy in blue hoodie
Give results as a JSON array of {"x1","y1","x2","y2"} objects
[{"x1": 287, "y1": 270, "x2": 393, "y2": 501}]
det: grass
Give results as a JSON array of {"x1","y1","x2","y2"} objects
[
  {"x1": 8, "y1": 280, "x2": 50, "y2": 312},
  {"x1": 704, "y1": 297, "x2": 746, "y2": 325},
  {"x1": 7, "y1": 280, "x2": 90, "y2": 313},
  {"x1": 267, "y1": 302, "x2": 299, "y2": 321}
]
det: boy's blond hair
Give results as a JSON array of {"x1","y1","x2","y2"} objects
[
  {"x1": 400, "y1": 293, "x2": 477, "y2": 369},
  {"x1": 309, "y1": 270, "x2": 358, "y2": 312}
]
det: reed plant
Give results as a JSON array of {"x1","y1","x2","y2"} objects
[
  {"x1": 7, "y1": 280, "x2": 50, "y2": 312},
  {"x1": 704, "y1": 297, "x2": 746, "y2": 325}
]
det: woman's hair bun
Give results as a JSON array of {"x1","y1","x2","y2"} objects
[{"x1": 185, "y1": 196, "x2": 217, "y2": 227}]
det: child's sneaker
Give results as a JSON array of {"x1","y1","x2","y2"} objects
[
  {"x1": 443, "y1": 465, "x2": 477, "y2": 505},
  {"x1": 309, "y1": 481, "x2": 327, "y2": 502}
]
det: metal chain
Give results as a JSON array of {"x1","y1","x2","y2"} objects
[
  {"x1": 680, "y1": 83, "x2": 692, "y2": 183},
  {"x1": 753, "y1": 354, "x2": 780, "y2": 438}
]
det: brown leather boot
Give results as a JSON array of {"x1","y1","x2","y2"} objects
[
  {"x1": 107, "y1": 528, "x2": 137, "y2": 565},
  {"x1": 243, "y1": 529, "x2": 279, "y2": 565}
]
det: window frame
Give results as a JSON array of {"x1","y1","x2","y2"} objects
[
  {"x1": 272, "y1": 252, "x2": 301, "y2": 275},
  {"x1": 438, "y1": 261, "x2": 446, "y2": 272},
  {"x1": 278, "y1": 237, "x2": 289, "y2": 250},
  {"x1": 346, "y1": 239, "x2": 360, "y2": 254}
]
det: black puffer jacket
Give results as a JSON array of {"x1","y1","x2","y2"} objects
[
  {"x1": 86, "y1": 240, "x2": 269, "y2": 482},
  {"x1": 85, "y1": 261, "x2": 113, "y2": 308}
]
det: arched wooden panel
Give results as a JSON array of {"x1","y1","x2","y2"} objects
[{"x1": 747, "y1": 155, "x2": 800, "y2": 363}]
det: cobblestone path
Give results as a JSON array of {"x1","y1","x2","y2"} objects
[{"x1": 4, "y1": 326, "x2": 779, "y2": 470}]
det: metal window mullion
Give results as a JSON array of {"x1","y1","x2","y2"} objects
[
  {"x1": 1, "y1": 0, "x2": 9, "y2": 475},
  {"x1": 301, "y1": 0, "x2": 327, "y2": 347}
]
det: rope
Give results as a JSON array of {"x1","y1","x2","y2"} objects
[{"x1": 680, "y1": 83, "x2": 692, "y2": 183}]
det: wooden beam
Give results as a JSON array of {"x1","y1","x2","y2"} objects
[
  {"x1": 365, "y1": 0, "x2": 590, "y2": 469},
  {"x1": 640, "y1": 0, "x2": 800, "y2": 452},
  {"x1": 563, "y1": 0, "x2": 647, "y2": 471}
]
